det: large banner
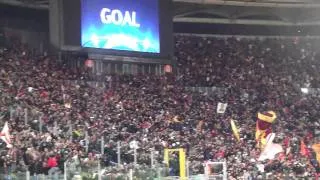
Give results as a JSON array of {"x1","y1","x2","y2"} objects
[
  {"x1": 81, "y1": 0, "x2": 160, "y2": 53},
  {"x1": 217, "y1": 102, "x2": 227, "y2": 114}
]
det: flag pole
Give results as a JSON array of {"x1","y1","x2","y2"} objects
[
  {"x1": 24, "y1": 108, "x2": 28, "y2": 125},
  {"x1": 39, "y1": 113, "x2": 43, "y2": 133},
  {"x1": 101, "y1": 137, "x2": 104, "y2": 155},
  {"x1": 117, "y1": 141, "x2": 121, "y2": 166}
]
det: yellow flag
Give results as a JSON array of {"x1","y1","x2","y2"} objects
[
  {"x1": 230, "y1": 119, "x2": 240, "y2": 142},
  {"x1": 312, "y1": 143, "x2": 320, "y2": 164},
  {"x1": 73, "y1": 130, "x2": 81, "y2": 137}
]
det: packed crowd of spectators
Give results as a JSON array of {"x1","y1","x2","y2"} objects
[
  {"x1": 175, "y1": 35, "x2": 320, "y2": 179},
  {"x1": 0, "y1": 34, "x2": 319, "y2": 179}
]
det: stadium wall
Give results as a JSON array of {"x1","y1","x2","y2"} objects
[
  {"x1": 0, "y1": 4, "x2": 49, "y2": 52},
  {"x1": 175, "y1": 33, "x2": 320, "y2": 39}
]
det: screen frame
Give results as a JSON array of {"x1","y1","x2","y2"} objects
[
  {"x1": 80, "y1": 0, "x2": 161, "y2": 54},
  {"x1": 61, "y1": 0, "x2": 172, "y2": 60}
]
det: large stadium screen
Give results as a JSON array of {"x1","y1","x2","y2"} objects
[{"x1": 81, "y1": 0, "x2": 160, "y2": 54}]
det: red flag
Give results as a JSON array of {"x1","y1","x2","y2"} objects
[
  {"x1": 300, "y1": 140, "x2": 309, "y2": 157},
  {"x1": 47, "y1": 156, "x2": 58, "y2": 168},
  {"x1": 40, "y1": 91, "x2": 49, "y2": 98}
]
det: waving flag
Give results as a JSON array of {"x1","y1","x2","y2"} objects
[
  {"x1": 256, "y1": 111, "x2": 277, "y2": 148},
  {"x1": 312, "y1": 143, "x2": 320, "y2": 165},
  {"x1": 230, "y1": 119, "x2": 240, "y2": 142},
  {"x1": 300, "y1": 140, "x2": 309, "y2": 157},
  {"x1": 0, "y1": 122, "x2": 12, "y2": 148},
  {"x1": 258, "y1": 133, "x2": 283, "y2": 161}
]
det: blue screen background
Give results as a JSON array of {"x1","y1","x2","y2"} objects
[{"x1": 81, "y1": 0, "x2": 160, "y2": 53}]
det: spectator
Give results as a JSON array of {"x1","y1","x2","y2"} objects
[{"x1": 0, "y1": 34, "x2": 318, "y2": 179}]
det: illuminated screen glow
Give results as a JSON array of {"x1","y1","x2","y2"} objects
[{"x1": 81, "y1": 0, "x2": 160, "y2": 53}]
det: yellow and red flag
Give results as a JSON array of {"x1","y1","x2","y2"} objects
[
  {"x1": 255, "y1": 111, "x2": 277, "y2": 148},
  {"x1": 312, "y1": 143, "x2": 320, "y2": 164}
]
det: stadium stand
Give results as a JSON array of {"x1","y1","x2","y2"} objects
[
  {"x1": 0, "y1": 32, "x2": 319, "y2": 179},
  {"x1": 0, "y1": 1, "x2": 319, "y2": 180}
]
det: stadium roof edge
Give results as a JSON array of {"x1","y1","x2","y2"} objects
[
  {"x1": 2, "y1": 0, "x2": 320, "y2": 10},
  {"x1": 0, "y1": 0, "x2": 48, "y2": 10},
  {"x1": 174, "y1": 33, "x2": 320, "y2": 38},
  {"x1": 173, "y1": 17, "x2": 320, "y2": 26},
  {"x1": 173, "y1": 0, "x2": 320, "y2": 8}
]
